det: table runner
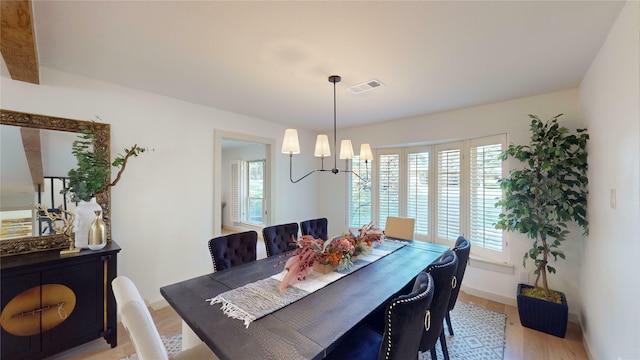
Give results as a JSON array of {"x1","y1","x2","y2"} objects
[{"x1": 207, "y1": 241, "x2": 405, "y2": 328}]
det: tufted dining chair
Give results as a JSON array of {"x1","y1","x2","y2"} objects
[
  {"x1": 445, "y1": 236, "x2": 471, "y2": 335},
  {"x1": 262, "y1": 223, "x2": 298, "y2": 257},
  {"x1": 112, "y1": 276, "x2": 218, "y2": 360},
  {"x1": 325, "y1": 272, "x2": 434, "y2": 360},
  {"x1": 300, "y1": 218, "x2": 328, "y2": 241},
  {"x1": 208, "y1": 230, "x2": 258, "y2": 272},
  {"x1": 419, "y1": 249, "x2": 458, "y2": 360}
]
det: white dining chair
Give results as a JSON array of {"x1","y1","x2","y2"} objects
[
  {"x1": 112, "y1": 276, "x2": 218, "y2": 360},
  {"x1": 384, "y1": 216, "x2": 416, "y2": 240}
]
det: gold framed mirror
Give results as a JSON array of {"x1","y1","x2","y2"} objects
[{"x1": 0, "y1": 109, "x2": 111, "y2": 256}]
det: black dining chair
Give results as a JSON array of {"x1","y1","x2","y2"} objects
[
  {"x1": 445, "y1": 236, "x2": 471, "y2": 336},
  {"x1": 325, "y1": 271, "x2": 434, "y2": 360},
  {"x1": 208, "y1": 230, "x2": 258, "y2": 272},
  {"x1": 419, "y1": 249, "x2": 458, "y2": 360},
  {"x1": 300, "y1": 217, "x2": 328, "y2": 241},
  {"x1": 262, "y1": 223, "x2": 298, "y2": 257}
]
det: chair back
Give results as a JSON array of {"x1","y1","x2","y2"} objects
[
  {"x1": 208, "y1": 230, "x2": 258, "y2": 272},
  {"x1": 384, "y1": 216, "x2": 415, "y2": 240},
  {"x1": 262, "y1": 223, "x2": 298, "y2": 257},
  {"x1": 379, "y1": 272, "x2": 434, "y2": 360},
  {"x1": 448, "y1": 236, "x2": 471, "y2": 311},
  {"x1": 300, "y1": 218, "x2": 328, "y2": 240},
  {"x1": 419, "y1": 249, "x2": 458, "y2": 352},
  {"x1": 112, "y1": 276, "x2": 168, "y2": 360}
]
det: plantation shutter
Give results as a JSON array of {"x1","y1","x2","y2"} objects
[
  {"x1": 469, "y1": 139, "x2": 504, "y2": 252},
  {"x1": 437, "y1": 145, "x2": 461, "y2": 242},
  {"x1": 378, "y1": 152, "x2": 400, "y2": 229},
  {"x1": 230, "y1": 161, "x2": 242, "y2": 223},
  {"x1": 407, "y1": 150, "x2": 429, "y2": 236}
]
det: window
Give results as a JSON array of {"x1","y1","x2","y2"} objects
[
  {"x1": 349, "y1": 134, "x2": 506, "y2": 262},
  {"x1": 348, "y1": 155, "x2": 372, "y2": 228},
  {"x1": 436, "y1": 144, "x2": 461, "y2": 242},
  {"x1": 245, "y1": 160, "x2": 264, "y2": 225},
  {"x1": 377, "y1": 151, "x2": 400, "y2": 230}
]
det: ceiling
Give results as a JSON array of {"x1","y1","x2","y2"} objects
[{"x1": 6, "y1": 1, "x2": 626, "y2": 132}]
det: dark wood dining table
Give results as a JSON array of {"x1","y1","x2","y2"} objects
[{"x1": 160, "y1": 240, "x2": 448, "y2": 360}]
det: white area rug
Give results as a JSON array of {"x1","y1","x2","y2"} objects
[
  {"x1": 419, "y1": 302, "x2": 507, "y2": 360},
  {"x1": 122, "y1": 302, "x2": 505, "y2": 360},
  {"x1": 121, "y1": 334, "x2": 182, "y2": 360}
]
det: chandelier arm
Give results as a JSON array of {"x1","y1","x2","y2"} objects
[{"x1": 289, "y1": 154, "x2": 329, "y2": 183}]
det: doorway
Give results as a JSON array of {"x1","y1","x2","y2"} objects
[{"x1": 213, "y1": 130, "x2": 275, "y2": 235}]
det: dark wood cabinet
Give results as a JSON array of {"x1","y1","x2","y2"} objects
[{"x1": 1, "y1": 242, "x2": 120, "y2": 360}]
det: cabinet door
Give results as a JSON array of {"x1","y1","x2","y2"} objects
[
  {"x1": 0, "y1": 272, "x2": 41, "y2": 360},
  {"x1": 41, "y1": 259, "x2": 104, "y2": 355}
]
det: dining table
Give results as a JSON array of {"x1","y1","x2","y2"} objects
[{"x1": 160, "y1": 240, "x2": 449, "y2": 360}]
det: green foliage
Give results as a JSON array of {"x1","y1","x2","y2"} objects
[
  {"x1": 61, "y1": 126, "x2": 150, "y2": 203},
  {"x1": 494, "y1": 114, "x2": 588, "y2": 294},
  {"x1": 62, "y1": 128, "x2": 110, "y2": 202}
]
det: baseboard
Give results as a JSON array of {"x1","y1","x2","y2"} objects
[
  {"x1": 461, "y1": 284, "x2": 517, "y2": 307},
  {"x1": 580, "y1": 318, "x2": 595, "y2": 360},
  {"x1": 461, "y1": 284, "x2": 580, "y2": 324},
  {"x1": 150, "y1": 298, "x2": 169, "y2": 311}
]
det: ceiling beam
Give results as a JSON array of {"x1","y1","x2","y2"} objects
[
  {"x1": 1, "y1": 0, "x2": 39, "y2": 84},
  {"x1": 20, "y1": 127, "x2": 44, "y2": 192}
]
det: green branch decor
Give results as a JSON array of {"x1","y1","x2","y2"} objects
[
  {"x1": 495, "y1": 114, "x2": 588, "y2": 302},
  {"x1": 62, "y1": 126, "x2": 151, "y2": 203}
]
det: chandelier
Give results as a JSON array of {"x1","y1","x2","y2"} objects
[{"x1": 281, "y1": 75, "x2": 373, "y2": 183}]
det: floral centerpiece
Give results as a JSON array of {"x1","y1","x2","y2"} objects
[
  {"x1": 277, "y1": 222, "x2": 385, "y2": 292},
  {"x1": 344, "y1": 222, "x2": 384, "y2": 256}
]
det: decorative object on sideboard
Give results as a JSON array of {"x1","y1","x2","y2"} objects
[
  {"x1": 88, "y1": 210, "x2": 107, "y2": 250},
  {"x1": 74, "y1": 198, "x2": 102, "y2": 248},
  {"x1": 281, "y1": 75, "x2": 373, "y2": 183},
  {"x1": 61, "y1": 124, "x2": 151, "y2": 248},
  {"x1": 495, "y1": 113, "x2": 588, "y2": 337},
  {"x1": 35, "y1": 204, "x2": 78, "y2": 254}
]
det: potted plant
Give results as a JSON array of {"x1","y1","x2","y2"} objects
[
  {"x1": 62, "y1": 126, "x2": 150, "y2": 248},
  {"x1": 495, "y1": 114, "x2": 588, "y2": 337}
]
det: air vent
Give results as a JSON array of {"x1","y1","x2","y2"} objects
[{"x1": 348, "y1": 79, "x2": 385, "y2": 94}]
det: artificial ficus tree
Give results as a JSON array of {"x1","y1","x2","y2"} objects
[{"x1": 495, "y1": 114, "x2": 589, "y2": 297}]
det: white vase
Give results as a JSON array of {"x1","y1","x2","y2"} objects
[
  {"x1": 74, "y1": 198, "x2": 102, "y2": 249},
  {"x1": 88, "y1": 210, "x2": 107, "y2": 250}
]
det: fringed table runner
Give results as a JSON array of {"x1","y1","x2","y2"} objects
[{"x1": 207, "y1": 241, "x2": 406, "y2": 328}]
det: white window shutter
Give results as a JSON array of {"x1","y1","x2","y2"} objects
[
  {"x1": 469, "y1": 140, "x2": 504, "y2": 252},
  {"x1": 436, "y1": 146, "x2": 461, "y2": 242},
  {"x1": 230, "y1": 161, "x2": 241, "y2": 223}
]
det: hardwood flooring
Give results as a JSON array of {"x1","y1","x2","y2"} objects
[{"x1": 44, "y1": 291, "x2": 588, "y2": 360}]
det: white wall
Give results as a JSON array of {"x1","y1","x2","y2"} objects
[
  {"x1": 579, "y1": 1, "x2": 640, "y2": 359},
  {"x1": 320, "y1": 89, "x2": 587, "y2": 318},
  {"x1": 0, "y1": 67, "x2": 320, "y2": 304}
]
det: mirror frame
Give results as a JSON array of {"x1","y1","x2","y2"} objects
[{"x1": 0, "y1": 109, "x2": 111, "y2": 256}]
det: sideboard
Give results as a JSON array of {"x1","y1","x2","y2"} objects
[{"x1": 1, "y1": 241, "x2": 120, "y2": 360}]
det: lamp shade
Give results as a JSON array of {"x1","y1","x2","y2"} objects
[
  {"x1": 314, "y1": 134, "x2": 331, "y2": 157},
  {"x1": 339, "y1": 139, "x2": 354, "y2": 160},
  {"x1": 359, "y1": 143, "x2": 373, "y2": 162},
  {"x1": 281, "y1": 129, "x2": 300, "y2": 154}
]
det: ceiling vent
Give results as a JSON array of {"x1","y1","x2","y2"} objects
[{"x1": 347, "y1": 79, "x2": 384, "y2": 94}]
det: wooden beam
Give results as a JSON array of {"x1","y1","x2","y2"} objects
[
  {"x1": 1, "y1": 0, "x2": 39, "y2": 84},
  {"x1": 20, "y1": 127, "x2": 44, "y2": 192}
]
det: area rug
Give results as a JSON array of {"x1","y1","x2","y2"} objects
[
  {"x1": 122, "y1": 302, "x2": 505, "y2": 360},
  {"x1": 121, "y1": 334, "x2": 183, "y2": 360},
  {"x1": 419, "y1": 302, "x2": 506, "y2": 360}
]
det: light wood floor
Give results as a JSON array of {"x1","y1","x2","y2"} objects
[{"x1": 44, "y1": 291, "x2": 588, "y2": 360}]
